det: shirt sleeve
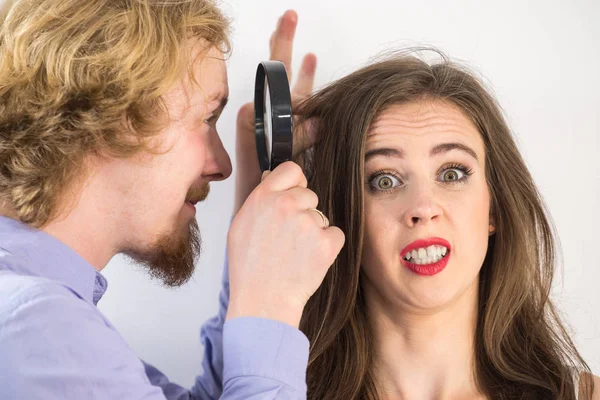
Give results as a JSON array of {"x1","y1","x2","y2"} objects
[{"x1": 146, "y1": 255, "x2": 311, "y2": 399}]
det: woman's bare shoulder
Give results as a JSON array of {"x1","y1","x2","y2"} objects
[
  {"x1": 582, "y1": 373, "x2": 600, "y2": 400},
  {"x1": 592, "y1": 374, "x2": 600, "y2": 400}
]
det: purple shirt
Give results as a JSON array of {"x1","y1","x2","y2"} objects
[{"x1": 0, "y1": 216, "x2": 309, "y2": 399}]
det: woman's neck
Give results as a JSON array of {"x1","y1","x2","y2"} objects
[{"x1": 365, "y1": 279, "x2": 484, "y2": 400}]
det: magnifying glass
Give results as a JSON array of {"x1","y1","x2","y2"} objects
[{"x1": 254, "y1": 61, "x2": 293, "y2": 172}]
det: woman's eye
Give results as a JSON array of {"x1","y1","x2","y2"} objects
[
  {"x1": 439, "y1": 168, "x2": 466, "y2": 183},
  {"x1": 370, "y1": 174, "x2": 401, "y2": 191}
]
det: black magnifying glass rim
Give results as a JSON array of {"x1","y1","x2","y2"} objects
[{"x1": 254, "y1": 61, "x2": 293, "y2": 172}]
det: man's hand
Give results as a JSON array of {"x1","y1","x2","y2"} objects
[
  {"x1": 234, "y1": 10, "x2": 318, "y2": 215},
  {"x1": 227, "y1": 162, "x2": 344, "y2": 328}
]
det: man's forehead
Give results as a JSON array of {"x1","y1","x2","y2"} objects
[{"x1": 187, "y1": 48, "x2": 228, "y2": 104}]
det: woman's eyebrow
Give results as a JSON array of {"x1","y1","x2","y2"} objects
[
  {"x1": 364, "y1": 147, "x2": 404, "y2": 163},
  {"x1": 430, "y1": 142, "x2": 479, "y2": 162}
]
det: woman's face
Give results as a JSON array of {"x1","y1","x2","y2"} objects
[{"x1": 361, "y1": 99, "x2": 492, "y2": 313}]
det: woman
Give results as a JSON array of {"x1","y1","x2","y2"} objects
[{"x1": 293, "y1": 50, "x2": 598, "y2": 399}]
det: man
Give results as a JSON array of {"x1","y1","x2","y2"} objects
[{"x1": 0, "y1": 0, "x2": 344, "y2": 398}]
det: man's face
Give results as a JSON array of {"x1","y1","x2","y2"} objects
[{"x1": 103, "y1": 42, "x2": 231, "y2": 286}]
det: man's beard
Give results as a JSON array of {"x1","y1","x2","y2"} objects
[
  {"x1": 126, "y1": 216, "x2": 202, "y2": 287},
  {"x1": 124, "y1": 184, "x2": 208, "y2": 287}
]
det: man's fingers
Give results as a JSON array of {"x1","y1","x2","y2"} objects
[
  {"x1": 260, "y1": 161, "x2": 307, "y2": 191},
  {"x1": 323, "y1": 225, "x2": 346, "y2": 258}
]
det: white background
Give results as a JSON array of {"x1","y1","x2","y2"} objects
[{"x1": 14, "y1": 0, "x2": 595, "y2": 387}]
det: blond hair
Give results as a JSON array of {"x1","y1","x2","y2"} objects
[{"x1": 0, "y1": 0, "x2": 231, "y2": 226}]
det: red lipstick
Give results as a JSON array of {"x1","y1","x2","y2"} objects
[{"x1": 400, "y1": 238, "x2": 451, "y2": 276}]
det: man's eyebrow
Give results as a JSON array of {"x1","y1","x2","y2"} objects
[{"x1": 209, "y1": 95, "x2": 228, "y2": 111}]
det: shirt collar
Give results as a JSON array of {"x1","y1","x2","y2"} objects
[{"x1": 0, "y1": 216, "x2": 107, "y2": 305}]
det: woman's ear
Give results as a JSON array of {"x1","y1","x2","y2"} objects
[{"x1": 489, "y1": 215, "x2": 496, "y2": 236}]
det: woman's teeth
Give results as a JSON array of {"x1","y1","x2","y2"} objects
[{"x1": 404, "y1": 245, "x2": 448, "y2": 265}]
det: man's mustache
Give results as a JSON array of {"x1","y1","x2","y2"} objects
[{"x1": 186, "y1": 184, "x2": 210, "y2": 204}]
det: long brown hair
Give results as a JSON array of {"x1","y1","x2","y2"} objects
[
  {"x1": 296, "y1": 49, "x2": 593, "y2": 399},
  {"x1": 0, "y1": 0, "x2": 230, "y2": 227}
]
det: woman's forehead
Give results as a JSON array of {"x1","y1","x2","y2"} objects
[{"x1": 366, "y1": 100, "x2": 484, "y2": 156}]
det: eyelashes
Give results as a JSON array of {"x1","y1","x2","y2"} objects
[{"x1": 204, "y1": 114, "x2": 218, "y2": 124}]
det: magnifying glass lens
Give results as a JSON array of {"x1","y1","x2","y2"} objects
[
  {"x1": 254, "y1": 61, "x2": 292, "y2": 172},
  {"x1": 264, "y1": 79, "x2": 272, "y2": 163}
]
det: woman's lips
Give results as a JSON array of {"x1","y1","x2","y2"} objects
[{"x1": 400, "y1": 237, "x2": 451, "y2": 276}]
